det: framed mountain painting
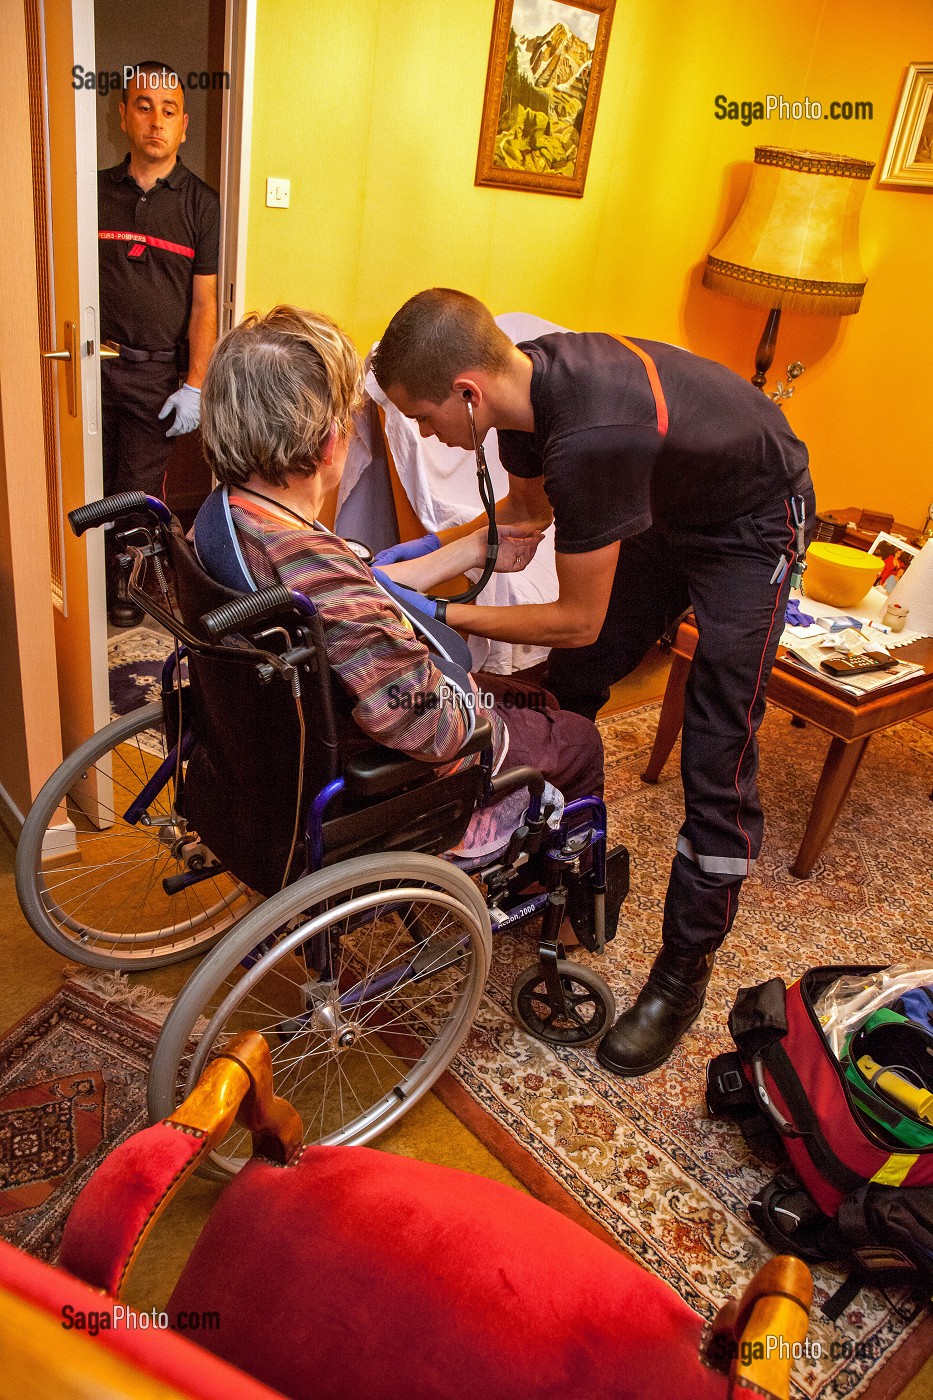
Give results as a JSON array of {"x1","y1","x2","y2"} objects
[{"x1": 475, "y1": 0, "x2": 616, "y2": 197}]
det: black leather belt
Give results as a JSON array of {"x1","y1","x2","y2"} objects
[{"x1": 106, "y1": 342, "x2": 177, "y2": 363}]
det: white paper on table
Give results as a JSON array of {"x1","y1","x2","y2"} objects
[
  {"x1": 782, "y1": 622, "x2": 828, "y2": 643},
  {"x1": 782, "y1": 635, "x2": 923, "y2": 696},
  {"x1": 780, "y1": 586, "x2": 927, "y2": 650}
]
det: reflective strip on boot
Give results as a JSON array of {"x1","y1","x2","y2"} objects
[{"x1": 676, "y1": 835, "x2": 755, "y2": 878}]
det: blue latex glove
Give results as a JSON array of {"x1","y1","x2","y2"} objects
[
  {"x1": 158, "y1": 383, "x2": 201, "y2": 437},
  {"x1": 372, "y1": 567, "x2": 440, "y2": 620},
  {"x1": 373, "y1": 534, "x2": 441, "y2": 566},
  {"x1": 785, "y1": 598, "x2": 814, "y2": 628}
]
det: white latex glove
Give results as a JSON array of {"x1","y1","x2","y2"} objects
[{"x1": 158, "y1": 383, "x2": 201, "y2": 437}]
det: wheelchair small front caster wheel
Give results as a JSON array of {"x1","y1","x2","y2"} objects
[{"x1": 510, "y1": 961, "x2": 615, "y2": 1046}]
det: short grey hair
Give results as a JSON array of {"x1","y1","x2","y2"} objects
[{"x1": 201, "y1": 305, "x2": 364, "y2": 488}]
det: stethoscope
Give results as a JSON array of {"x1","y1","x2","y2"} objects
[
  {"x1": 441, "y1": 391, "x2": 499, "y2": 604},
  {"x1": 346, "y1": 390, "x2": 500, "y2": 606}
]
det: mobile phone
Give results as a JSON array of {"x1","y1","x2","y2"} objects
[{"x1": 820, "y1": 651, "x2": 898, "y2": 677}]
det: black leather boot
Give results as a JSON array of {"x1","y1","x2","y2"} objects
[
  {"x1": 109, "y1": 593, "x2": 144, "y2": 628},
  {"x1": 108, "y1": 552, "x2": 143, "y2": 628},
  {"x1": 596, "y1": 942, "x2": 716, "y2": 1077}
]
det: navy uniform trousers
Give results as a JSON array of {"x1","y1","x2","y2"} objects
[
  {"x1": 546, "y1": 484, "x2": 816, "y2": 951},
  {"x1": 101, "y1": 357, "x2": 180, "y2": 500}
]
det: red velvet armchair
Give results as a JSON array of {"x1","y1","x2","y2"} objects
[{"x1": 1, "y1": 1034, "x2": 813, "y2": 1400}]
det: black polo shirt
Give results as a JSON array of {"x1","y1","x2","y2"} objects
[
  {"x1": 98, "y1": 155, "x2": 220, "y2": 353},
  {"x1": 497, "y1": 333, "x2": 811, "y2": 553}
]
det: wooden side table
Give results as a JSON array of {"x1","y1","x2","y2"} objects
[{"x1": 641, "y1": 619, "x2": 933, "y2": 878}]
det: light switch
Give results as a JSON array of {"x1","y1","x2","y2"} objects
[{"x1": 266, "y1": 177, "x2": 290, "y2": 209}]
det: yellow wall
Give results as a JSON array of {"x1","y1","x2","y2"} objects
[{"x1": 246, "y1": 0, "x2": 933, "y2": 526}]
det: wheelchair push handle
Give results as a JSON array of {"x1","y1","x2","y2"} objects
[
  {"x1": 68, "y1": 492, "x2": 171, "y2": 536},
  {"x1": 201, "y1": 584, "x2": 304, "y2": 640}
]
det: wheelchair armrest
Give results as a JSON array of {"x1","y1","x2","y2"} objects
[
  {"x1": 344, "y1": 716, "x2": 494, "y2": 800},
  {"x1": 343, "y1": 749, "x2": 433, "y2": 798},
  {"x1": 488, "y1": 765, "x2": 546, "y2": 803},
  {"x1": 455, "y1": 713, "x2": 493, "y2": 757}
]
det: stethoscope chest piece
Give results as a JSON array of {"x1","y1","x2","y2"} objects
[{"x1": 344, "y1": 538, "x2": 374, "y2": 565}]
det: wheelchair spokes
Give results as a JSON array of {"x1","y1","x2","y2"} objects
[
  {"x1": 16, "y1": 700, "x2": 260, "y2": 968},
  {"x1": 147, "y1": 855, "x2": 492, "y2": 1173}
]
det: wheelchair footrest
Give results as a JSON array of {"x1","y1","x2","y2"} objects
[
  {"x1": 566, "y1": 844, "x2": 629, "y2": 953},
  {"x1": 162, "y1": 863, "x2": 226, "y2": 895}
]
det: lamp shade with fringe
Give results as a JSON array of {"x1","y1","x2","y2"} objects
[{"x1": 703, "y1": 147, "x2": 874, "y2": 317}]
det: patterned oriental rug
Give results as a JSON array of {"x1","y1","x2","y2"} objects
[
  {"x1": 0, "y1": 982, "x2": 162, "y2": 1261},
  {"x1": 108, "y1": 626, "x2": 176, "y2": 719},
  {"x1": 444, "y1": 703, "x2": 933, "y2": 1400}
]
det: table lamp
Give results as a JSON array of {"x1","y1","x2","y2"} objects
[{"x1": 703, "y1": 146, "x2": 874, "y2": 392}]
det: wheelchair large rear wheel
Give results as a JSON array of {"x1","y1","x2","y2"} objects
[
  {"x1": 148, "y1": 852, "x2": 491, "y2": 1176},
  {"x1": 15, "y1": 700, "x2": 259, "y2": 969}
]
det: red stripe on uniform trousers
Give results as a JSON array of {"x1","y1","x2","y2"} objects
[
  {"x1": 98, "y1": 230, "x2": 195, "y2": 259},
  {"x1": 729, "y1": 499, "x2": 795, "y2": 892}
]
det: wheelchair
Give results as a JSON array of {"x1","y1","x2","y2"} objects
[{"x1": 15, "y1": 493, "x2": 629, "y2": 1175}]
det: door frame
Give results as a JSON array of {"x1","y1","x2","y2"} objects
[
  {"x1": 9, "y1": 0, "x2": 254, "y2": 840},
  {"x1": 50, "y1": 0, "x2": 253, "y2": 745},
  {"x1": 219, "y1": 0, "x2": 255, "y2": 332},
  {"x1": 73, "y1": 0, "x2": 109, "y2": 718},
  {"x1": 0, "y1": 1, "x2": 63, "y2": 837}
]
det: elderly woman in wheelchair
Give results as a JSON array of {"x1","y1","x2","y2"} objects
[{"x1": 16, "y1": 305, "x2": 630, "y2": 1172}]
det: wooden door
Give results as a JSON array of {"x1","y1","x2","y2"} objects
[{"x1": 32, "y1": 0, "x2": 110, "y2": 782}]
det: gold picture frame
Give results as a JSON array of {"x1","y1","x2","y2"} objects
[
  {"x1": 475, "y1": 0, "x2": 616, "y2": 199},
  {"x1": 879, "y1": 63, "x2": 933, "y2": 190}
]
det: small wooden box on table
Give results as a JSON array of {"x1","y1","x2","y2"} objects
[{"x1": 642, "y1": 618, "x2": 933, "y2": 878}]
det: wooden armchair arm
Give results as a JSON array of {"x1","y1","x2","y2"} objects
[
  {"x1": 168, "y1": 1031, "x2": 303, "y2": 1162},
  {"x1": 706, "y1": 1256, "x2": 813, "y2": 1400},
  {"x1": 59, "y1": 1033, "x2": 302, "y2": 1299}
]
